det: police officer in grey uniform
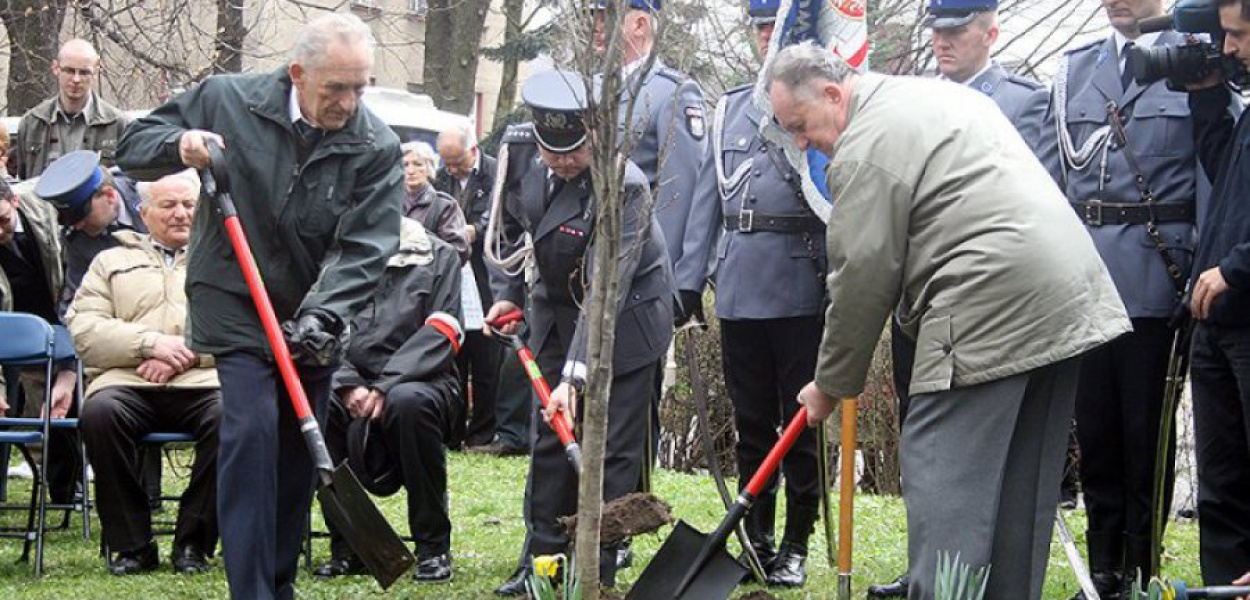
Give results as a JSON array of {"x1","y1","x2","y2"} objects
[
  {"x1": 675, "y1": 0, "x2": 823, "y2": 587},
  {"x1": 871, "y1": 2, "x2": 1050, "y2": 597},
  {"x1": 591, "y1": 0, "x2": 707, "y2": 274},
  {"x1": 486, "y1": 69, "x2": 674, "y2": 596},
  {"x1": 1036, "y1": 0, "x2": 1198, "y2": 596}
]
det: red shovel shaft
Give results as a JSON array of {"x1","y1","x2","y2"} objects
[
  {"x1": 218, "y1": 196, "x2": 333, "y2": 474},
  {"x1": 487, "y1": 310, "x2": 580, "y2": 467},
  {"x1": 744, "y1": 406, "x2": 809, "y2": 498}
]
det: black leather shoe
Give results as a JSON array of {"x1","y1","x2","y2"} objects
[
  {"x1": 171, "y1": 544, "x2": 210, "y2": 574},
  {"x1": 466, "y1": 441, "x2": 529, "y2": 457},
  {"x1": 867, "y1": 574, "x2": 910, "y2": 598},
  {"x1": 1069, "y1": 571, "x2": 1124, "y2": 600},
  {"x1": 414, "y1": 554, "x2": 453, "y2": 583},
  {"x1": 108, "y1": 541, "x2": 159, "y2": 576},
  {"x1": 765, "y1": 542, "x2": 807, "y2": 587},
  {"x1": 313, "y1": 554, "x2": 367, "y2": 579},
  {"x1": 495, "y1": 565, "x2": 531, "y2": 596}
]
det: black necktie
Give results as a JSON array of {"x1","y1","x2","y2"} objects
[
  {"x1": 293, "y1": 120, "x2": 322, "y2": 163},
  {"x1": 1121, "y1": 42, "x2": 1136, "y2": 91},
  {"x1": 545, "y1": 176, "x2": 564, "y2": 210}
]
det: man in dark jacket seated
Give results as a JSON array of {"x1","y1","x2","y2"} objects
[{"x1": 313, "y1": 217, "x2": 464, "y2": 584}]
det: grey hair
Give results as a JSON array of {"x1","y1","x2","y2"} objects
[
  {"x1": 401, "y1": 141, "x2": 439, "y2": 168},
  {"x1": 137, "y1": 169, "x2": 201, "y2": 208},
  {"x1": 766, "y1": 40, "x2": 854, "y2": 102},
  {"x1": 437, "y1": 126, "x2": 476, "y2": 152},
  {"x1": 289, "y1": 13, "x2": 376, "y2": 68}
]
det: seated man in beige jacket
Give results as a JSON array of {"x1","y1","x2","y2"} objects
[{"x1": 67, "y1": 169, "x2": 220, "y2": 576}]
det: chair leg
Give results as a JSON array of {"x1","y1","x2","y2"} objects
[
  {"x1": 16, "y1": 446, "x2": 38, "y2": 565},
  {"x1": 80, "y1": 441, "x2": 90, "y2": 540}
]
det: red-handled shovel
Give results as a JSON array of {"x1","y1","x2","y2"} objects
[
  {"x1": 486, "y1": 309, "x2": 581, "y2": 472},
  {"x1": 625, "y1": 406, "x2": 812, "y2": 600},
  {"x1": 202, "y1": 142, "x2": 414, "y2": 589}
]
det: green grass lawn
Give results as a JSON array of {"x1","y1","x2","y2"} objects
[{"x1": 0, "y1": 451, "x2": 1202, "y2": 599}]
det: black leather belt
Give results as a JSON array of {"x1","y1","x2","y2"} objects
[
  {"x1": 1071, "y1": 201, "x2": 1194, "y2": 226},
  {"x1": 724, "y1": 210, "x2": 825, "y2": 233}
]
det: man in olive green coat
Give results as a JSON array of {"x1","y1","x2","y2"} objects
[{"x1": 768, "y1": 43, "x2": 1131, "y2": 600}]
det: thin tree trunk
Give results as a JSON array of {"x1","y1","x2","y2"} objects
[{"x1": 490, "y1": 0, "x2": 525, "y2": 133}]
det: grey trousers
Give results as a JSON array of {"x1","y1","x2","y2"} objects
[{"x1": 903, "y1": 357, "x2": 1080, "y2": 600}]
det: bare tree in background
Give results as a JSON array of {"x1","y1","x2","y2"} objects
[
  {"x1": 424, "y1": 0, "x2": 494, "y2": 114},
  {"x1": 1, "y1": 0, "x2": 70, "y2": 114}
]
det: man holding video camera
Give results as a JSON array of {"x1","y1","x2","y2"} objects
[
  {"x1": 1036, "y1": 0, "x2": 1200, "y2": 596},
  {"x1": 1183, "y1": 0, "x2": 1250, "y2": 585}
]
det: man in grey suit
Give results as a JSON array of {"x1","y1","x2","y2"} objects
[
  {"x1": 768, "y1": 42, "x2": 1130, "y2": 600},
  {"x1": 675, "y1": 0, "x2": 824, "y2": 587},
  {"x1": 873, "y1": 3, "x2": 1053, "y2": 596},
  {"x1": 486, "y1": 69, "x2": 675, "y2": 596},
  {"x1": 1035, "y1": 0, "x2": 1200, "y2": 595}
]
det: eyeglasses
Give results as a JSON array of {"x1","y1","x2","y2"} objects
[{"x1": 59, "y1": 67, "x2": 96, "y2": 79}]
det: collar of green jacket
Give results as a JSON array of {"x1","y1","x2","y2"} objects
[
  {"x1": 246, "y1": 68, "x2": 381, "y2": 152},
  {"x1": 389, "y1": 218, "x2": 434, "y2": 268},
  {"x1": 27, "y1": 91, "x2": 126, "y2": 127}
]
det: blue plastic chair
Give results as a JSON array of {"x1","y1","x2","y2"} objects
[{"x1": 0, "y1": 314, "x2": 89, "y2": 575}]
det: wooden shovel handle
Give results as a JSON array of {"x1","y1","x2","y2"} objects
[{"x1": 838, "y1": 396, "x2": 857, "y2": 574}]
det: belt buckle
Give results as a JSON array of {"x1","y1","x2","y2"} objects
[
  {"x1": 739, "y1": 210, "x2": 754, "y2": 233},
  {"x1": 1084, "y1": 203, "x2": 1102, "y2": 227}
]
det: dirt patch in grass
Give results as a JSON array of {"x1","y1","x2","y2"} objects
[
  {"x1": 559, "y1": 492, "x2": 674, "y2": 545},
  {"x1": 735, "y1": 591, "x2": 781, "y2": 600}
]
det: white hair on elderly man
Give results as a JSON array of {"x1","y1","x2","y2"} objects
[
  {"x1": 288, "y1": 12, "x2": 376, "y2": 68},
  {"x1": 136, "y1": 169, "x2": 201, "y2": 207},
  {"x1": 401, "y1": 141, "x2": 439, "y2": 168},
  {"x1": 766, "y1": 40, "x2": 855, "y2": 100}
]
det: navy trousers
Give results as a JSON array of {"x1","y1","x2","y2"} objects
[{"x1": 216, "y1": 352, "x2": 333, "y2": 600}]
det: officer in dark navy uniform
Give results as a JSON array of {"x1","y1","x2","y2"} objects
[
  {"x1": 1035, "y1": 0, "x2": 1199, "y2": 596},
  {"x1": 486, "y1": 69, "x2": 675, "y2": 596},
  {"x1": 675, "y1": 0, "x2": 823, "y2": 588}
]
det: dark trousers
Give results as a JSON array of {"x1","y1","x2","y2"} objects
[
  {"x1": 1075, "y1": 318, "x2": 1175, "y2": 575},
  {"x1": 522, "y1": 331, "x2": 653, "y2": 582},
  {"x1": 1190, "y1": 322, "x2": 1250, "y2": 584},
  {"x1": 16, "y1": 369, "x2": 83, "y2": 504},
  {"x1": 494, "y1": 344, "x2": 533, "y2": 449},
  {"x1": 216, "y1": 352, "x2": 333, "y2": 600},
  {"x1": 323, "y1": 380, "x2": 458, "y2": 559},
  {"x1": 903, "y1": 358, "x2": 1079, "y2": 600},
  {"x1": 721, "y1": 317, "x2": 822, "y2": 510},
  {"x1": 455, "y1": 331, "x2": 501, "y2": 447},
  {"x1": 891, "y1": 319, "x2": 916, "y2": 425},
  {"x1": 80, "y1": 386, "x2": 220, "y2": 554}
]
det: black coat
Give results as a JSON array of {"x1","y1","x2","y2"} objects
[
  {"x1": 334, "y1": 221, "x2": 463, "y2": 395},
  {"x1": 435, "y1": 154, "x2": 498, "y2": 306},
  {"x1": 117, "y1": 68, "x2": 403, "y2": 356},
  {"x1": 1189, "y1": 86, "x2": 1250, "y2": 326}
]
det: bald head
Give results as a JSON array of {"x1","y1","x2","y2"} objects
[
  {"x1": 54, "y1": 39, "x2": 101, "y2": 114},
  {"x1": 437, "y1": 127, "x2": 477, "y2": 179}
]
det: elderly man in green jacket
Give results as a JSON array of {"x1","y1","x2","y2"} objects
[
  {"x1": 768, "y1": 42, "x2": 1131, "y2": 600},
  {"x1": 117, "y1": 13, "x2": 401, "y2": 600}
]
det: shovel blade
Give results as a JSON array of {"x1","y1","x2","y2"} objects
[
  {"x1": 318, "y1": 465, "x2": 415, "y2": 590},
  {"x1": 626, "y1": 520, "x2": 747, "y2": 600}
]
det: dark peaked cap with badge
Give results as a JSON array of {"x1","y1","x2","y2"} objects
[
  {"x1": 36, "y1": 150, "x2": 108, "y2": 226},
  {"x1": 523, "y1": 70, "x2": 594, "y2": 154},
  {"x1": 925, "y1": 0, "x2": 996, "y2": 29},
  {"x1": 749, "y1": 0, "x2": 779, "y2": 25}
]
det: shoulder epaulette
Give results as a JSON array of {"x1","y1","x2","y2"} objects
[
  {"x1": 1065, "y1": 38, "x2": 1103, "y2": 55},
  {"x1": 502, "y1": 122, "x2": 536, "y2": 145},
  {"x1": 1006, "y1": 74, "x2": 1044, "y2": 90},
  {"x1": 655, "y1": 66, "x2": 690, "y2": 85}
]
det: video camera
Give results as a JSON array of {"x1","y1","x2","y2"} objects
[{"x1": 1130, "y1": 0, "x2": 1250, "y2": 89}]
